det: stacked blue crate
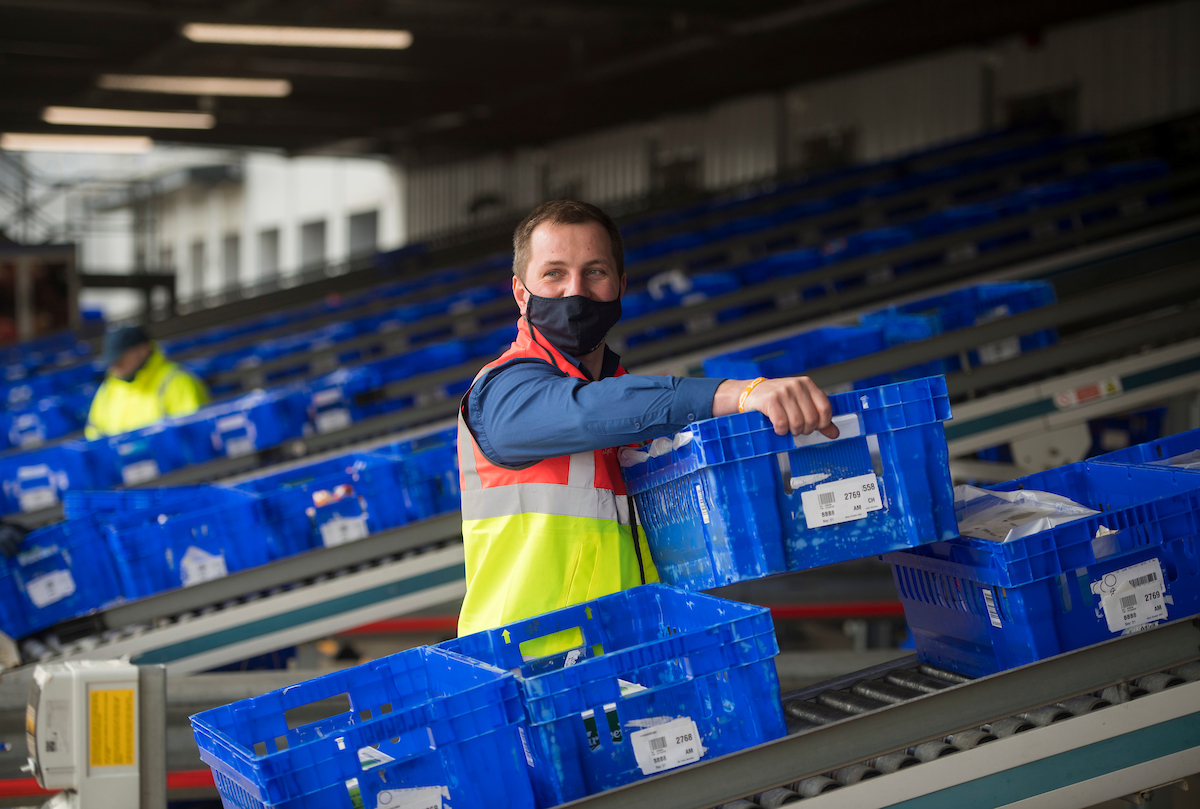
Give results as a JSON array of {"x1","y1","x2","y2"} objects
[
  {"x1": 440, "y1": 585, "x2": 786, "y2": 807},
  {"x1": 886, "y1": 462, "x2": 1200, "y2": 677},
  {"x1": 176, "y1": 388, "x2": 310, "y2": 462},
  {"x1": 621, "y1": 377, "x2": 957, "y2": 590},
  {"x1": 0, "y1": 444, "x2": 92, "y2": 515},
  {"x1": 1091, "y1": 426, "x2": 1200, "y2": 470},
  {"x1": 374, "y1": 429, "x2": 462, "y2": 520},
  {"x1": 85, "y1": 422, "x2": 190, "y2": 487}
]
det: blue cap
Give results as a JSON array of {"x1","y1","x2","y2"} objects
[{"x1": 101, "y1": 325, "x2": 150, "y2": 365}]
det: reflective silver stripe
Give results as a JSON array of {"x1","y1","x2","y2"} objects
[
  {"x1": 568, "y1": 450, "x2": 595, "y2": 488},
  {"x1": 461, "y1": 481, "x2": 631, "y2": 524},
  {"x1": 457, "y1": 411, "x2": 483, "y2": 492}
]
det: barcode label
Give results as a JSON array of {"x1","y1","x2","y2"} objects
[
  {"x1": 981, "y1": 588, "x2": 1002, "y2": 628},
  {"x1": 1091, "y1": 558, "x2": 1167, "y2": 632},
  {"x1": 630, "y1": 717, "x2": 705, "y2": 775},
  {"x1": 26, "y1": 569, "x2": 75, "y2": 608},
  {"x1": 800, "y1": 474, "x2": 884, "y2": 529},
  {"x1": 695, "y1": 484, "x2": 710, "y2": 525}
]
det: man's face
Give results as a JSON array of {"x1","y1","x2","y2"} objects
[
  {"x1": 513, "y1": 221, "x2": 625, "y2": 314},
  {"x1": 110, "y1": 343, "x2": 151, "y2": 380}
]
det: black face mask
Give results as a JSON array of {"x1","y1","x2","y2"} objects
[{"x1": 523, "y1": 285, "x2": 622, "y2": 358}]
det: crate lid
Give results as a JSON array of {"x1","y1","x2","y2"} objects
[{"x1": 621, "y1": 376, "x2": 951, "y2": 494}]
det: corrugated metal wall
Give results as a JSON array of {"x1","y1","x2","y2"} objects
[
  {"x1": 993, "y1": 0, "x2": 1200, "y2": 132},
  {"x1": 404, "y1": 1, "x2": 1200, "y2": 241}
]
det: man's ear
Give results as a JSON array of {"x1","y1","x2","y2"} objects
[
  {"x1": 512, "y1": 274, "x2": 528, "y2": 315},
  {"x1": 620, "y1": 273, "x2": 627, "y2": 299}
]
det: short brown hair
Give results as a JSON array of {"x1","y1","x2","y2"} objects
[{"x1": 512, "y1": 199, "x2": 624, "y2": 281}]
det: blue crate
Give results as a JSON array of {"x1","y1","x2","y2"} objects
[
  {"x1": 101, "y1": 487, "x2": 275, "y2": 597},
  {"x1": 440, "y1": 584, "x2": 786, "y2": 808},
  {"x1": 0, "y1": 555, "x2": 30, "y2": 639},
  {"x1": 702, "y1": 324, "x2": 887, "y2": 381},
  {"x1": 375, "y1": 436, "x2": 461, "y2": 520},
  {"x1": 732, "y1": 247, "x2": 823, "y2": 286},
  {"x1": 85, "y1": 422, "x2": 189, "y2": 487},
  {"x1": 860, "y1": 281, "x2": 1059, "y2": 374},
  {"x1": 821, "y1": 226, "x2": 915, "y2": 264},
  {"x1": 12, "y1": 517, "x2": 125, "y2": 634},
  {"x1": 190, "y1": 645, "x2": 535, "y2": 809},
  {"x1": 0, "y1": 444, "x2": 93, "y2": 516},
  {"x1": 178, "y1": 390, "x2": 309, "y2": 462},
  {"x1": 229, "y1": 453, "x2": 416, "y2": 555},
  {"x1": 1091, "y1": 427, "x2": 1200, "y2": 470},
  {"x1": 622, "y1": 377, "x2": 956, "y2": 590},
  {"x1": 886, "y1": 462, "x2": 1200, "y2": 677},
  {"x1": 2, "y1": 398, "x2": 81, "y2": 449},
  {"x1": 63, "y1": 485, "x2": 217, "y2": 521}
]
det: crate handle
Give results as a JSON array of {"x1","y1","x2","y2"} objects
[{"x1": 791, "y1": 413, "x2": 862, "y2": 448}]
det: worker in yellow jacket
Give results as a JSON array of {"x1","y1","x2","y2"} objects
[{"x1": 85, "y1": 325, "x2": 209, "y2": 439}]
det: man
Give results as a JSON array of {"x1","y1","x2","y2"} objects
[
  {"x1": 456, "y1": 200, "x2": 839, "y2": 647},
  {"x1": 85, "y1": 325, "x2": 209, "y2": 439}
]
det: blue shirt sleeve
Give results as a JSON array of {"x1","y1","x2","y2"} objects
[{"x1": 467, "y1": 358, "x2": 725, "y2": 467}]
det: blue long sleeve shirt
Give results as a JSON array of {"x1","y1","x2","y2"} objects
[{"x1": 466, "y1": 345, "x2": 725, "y2": 468}]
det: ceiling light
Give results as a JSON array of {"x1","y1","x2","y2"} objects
[
  {"x1": 43, "y1": 106, "x2": 215, "y2": 130},
  {"x1": 0, "y1": 133, "x2": 154, "y2": 153},
  {"x1": 98, "y1": 74, "x2": 292, "y2": 97},
  {"x1": 182, "y1": 22, "x2": 412, "y2": 49}
]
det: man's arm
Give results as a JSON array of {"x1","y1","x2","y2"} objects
[
  {"x1": 713, "y1": 377, "x2": 840, "y2": 439},
  {"x1": 469, "y1": 359, "x2": 723, "y2": 467},
  {"x1": 163, "y1": 370, "x2": 210, "y2": 418}
]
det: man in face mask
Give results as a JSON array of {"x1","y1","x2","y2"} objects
[
  {"x1": 456, "y1": 200, "x2": 839, "y2": 647},
  {"x1": 84, "y1": 325, "x2": 209, "y2": 439}
]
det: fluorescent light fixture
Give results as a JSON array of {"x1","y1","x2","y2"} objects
[
  {"x1": 182, "y1": 22, "x2": 412, "y2": 49},
  {"x1": 43, "y1": 106, "x2": 215, "y2": 130},
  {"x1": 99, "y1": 74, "x2": 292, "y2": 97},
  {"x1": 0, "y1": 133, "x2": 154, "y2": 153}
]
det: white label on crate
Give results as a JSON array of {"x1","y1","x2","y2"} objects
[
  {"x1": 694, "y1": 484, "x2": 710, "y2": 525},
  {"x1": 121, "y1": 459, "x2": 160, "y2": 486},
  {"x1": 374, "y1": 786, "x2": 447, "y2": 809},
  {"x1": 321, "y1": 516, "x2": 370, "y2": 548},
  {"x1": 630, "y1": 716, "x2": 705, "y2": 776},
  {"x1": 357, "y1": 746, "x2": 395, "y2": 770},
  {"x1": 1090, "y1": 558, "x2": 1167, "y2": 633},
  {"x1": 1053, "y1": 377, "x2": 1123, "y2": 410},
  {"x1": 981, "y1": 588, "x2": 1002, "y2": 628},
  {"x1": 18, "y1": 487, "x2": 58, "y2": 513},
  {"x1": 26, "y1": 570, "x2": 75, "y2": 608},
  {"x1": 316, "y1": 408, "x2": 352, "y2": 434},
  {"x1": 224, "y1": 437, "x2": 256, "y2": 458},
  {"x1": 180, "y1": 546, "x2": 228, "y2": 587},
  {"x1": 312, "y1": 388, "x2": 344, "y2": 407},
  {"x1": 800, "y1": 474, "x2": 883, "y2": 529},
  {"x1": 977, "y1": 336, "x2": 1021, "y2": 366}
]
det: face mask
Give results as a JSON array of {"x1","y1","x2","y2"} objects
[{"x1": 522, "y1": 285, "x2": 622, "y2": 358}]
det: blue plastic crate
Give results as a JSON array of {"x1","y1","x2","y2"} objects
[
  {"x1": 440, "y1": 584, "x2": 786, "y2": 808},
  {"x1": 13, "y1": 517, "x2": 125, "y2": 634},
  {"x1": 178, "y1": 389, "x2": 309, "y2": 462},
  {"x1": 0, "y1": 444, "x2": 93, "y2": 516},
  {"x1": 886, "y1": 462, "x2": 1200, "y2": 677},
  {"x1": 622, "y1": 377, "x2": 957, "y2": 590},
  {"x1": 2, "y1": 398, "x2": 81, "y2": 449},
  {"x1": 0, "y1": 555, "x2": 30, "y2": 639},
  {"x1": 63, "y1": 485, "x2": 218, "y2": 521},
  {"x1": 229, "y1": 453, "x2": 416, "y2": 555},
  {"x1": 375, "y1": 437, "x2": 462, "y2": 520},
  {"x1": 190, "y1": 645, "x2": 535, "y2": 809},
  {"x1": 101, "y1": 487, "x2": 274, "y2": 598},
  {"x1": 85, "y1": 422, "x2": 189, "y2": 487},
  {"x1": 702, "y1": 324, "x2": 888, "y2": 381},
  {"x1": 1091, "y1": 427, "x2": 1200, "y2": 470}
]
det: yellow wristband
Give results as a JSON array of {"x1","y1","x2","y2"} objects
[{"x1": 737, "y1": 377, "x2": 767, "y2": 413}]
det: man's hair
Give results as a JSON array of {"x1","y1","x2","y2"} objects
[{"x1": 512, "y1": 199, "x2": 624, "y2": 281}]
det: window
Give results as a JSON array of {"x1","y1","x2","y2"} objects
[
  {"x1": 348, "y1": 210, "x2": 378, "y2": 259},
  {"x1": 300, "y1": 220, "x2": 326, "y2": 270},
  {"x1": 222, "y1": 234, "x2": 240, "y2": 289},
  {"x1": 258, "y1": 228, "x2": 280, "y2": 279}
]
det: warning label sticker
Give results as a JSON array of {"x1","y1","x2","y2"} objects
[{"x1": 89, "y1": 688, "x2": 135, "y2": 768}]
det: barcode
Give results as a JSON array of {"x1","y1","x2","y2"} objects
[
  {"x1": 1129, "y1": 572, "x2": 1158, "y2": 588},
  {"x1": 981, "y1": 588, "x2": 1002, "y2": 628},
  {"x1": 649, "y1": 737, "x2": 667, "y2": 751},
  {"x1": 1120, "y1": 594, "x2": 1138, "y2": 611},
  {"x1": 819, "y1": 492, "x2": 836, "y2": 507}
]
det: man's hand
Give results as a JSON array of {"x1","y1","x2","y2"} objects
[{"x1": 714, "y1": 376, "x2": 839, "y2": 439}]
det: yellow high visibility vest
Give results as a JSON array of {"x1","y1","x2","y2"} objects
[
  {"x1": 85, "y1": 348, "x2": 209, "y2": 439},
  {"x1": 456, "y1": 318, "x2": 658, "y2": 655}
]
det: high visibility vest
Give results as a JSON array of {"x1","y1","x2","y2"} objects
[
  {"x1": 456, "y1": 317, "x2": 659, "y2": 653},
  {"x1": 85, "y1": 348, "x2": 209, "y2": 439}
]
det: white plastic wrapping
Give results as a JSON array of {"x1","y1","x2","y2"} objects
[{"x1": 954, "y1": 484, "x2": 1101, "y2": 543}]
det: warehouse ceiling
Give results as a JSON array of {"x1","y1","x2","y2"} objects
[{"x1": 0, "y1": 0, "x2": 1164, "y2": 165}]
